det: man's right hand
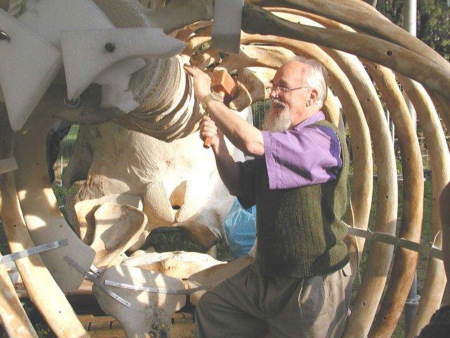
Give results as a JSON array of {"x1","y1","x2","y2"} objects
[
  {"x1": 183, "y1": 65, "x2": 211, "y2": 102},
  {"x1": 200, "y1": 115, "x2": 223, "y2": 153}
]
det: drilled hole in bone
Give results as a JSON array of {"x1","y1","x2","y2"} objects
[
  {"x1": 386, "y1": 50, "x2": 393, "y2": 56},
  {"x1": 169, "y1": 181, "x2": 187, "y2": 211}
]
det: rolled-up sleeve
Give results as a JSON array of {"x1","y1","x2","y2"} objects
[{"x1": 262, "y1": 125, "x2": 342, "y2": 190}]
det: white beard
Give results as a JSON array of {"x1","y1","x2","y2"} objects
[{"x1": 262, "y1": 104, "x2": 291, "y2": 132}]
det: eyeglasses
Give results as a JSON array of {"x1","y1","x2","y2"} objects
[{"x1": 265, "y1": 84, "x2": 309, "y2": 94}]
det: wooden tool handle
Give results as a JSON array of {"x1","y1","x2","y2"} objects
[
  {"x1": 203, "y1": 136, "x2": 212, "y2": 149},
  {"x1": 203, "y1": 92, "x2": 223, "y2": 149},
  {"x1": 203, "y1": 70, "x2": 236, "y2": 149}
]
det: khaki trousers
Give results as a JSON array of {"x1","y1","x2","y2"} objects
[{"x1": 195, "y1": 261, "x2": 352, "y2": 338}]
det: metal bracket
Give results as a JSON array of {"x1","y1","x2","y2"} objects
[
  {"x1": 346, "y1": 224, "x2": 443, "y2": 261},
  {"x1": 104, "y1": 279, "x2": 208, "y2": 295},
  {"x1": 0, "y1": 239, "x2": 68, "y2": 266},
  {"x1": 64, "y1": 256, "x2": 131, "y2": 308}
]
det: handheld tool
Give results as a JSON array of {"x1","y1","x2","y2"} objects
[{"x1": 203, "y1": 69, "x2": 237, "y2": 149}]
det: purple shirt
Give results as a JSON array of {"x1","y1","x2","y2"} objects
[{"x1": 261, "y1": 112, "x2": 342, "y2": 190}]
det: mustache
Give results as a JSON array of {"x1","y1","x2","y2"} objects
[{"x1": 271, "y1": 99, "x2": 287, "y2": 108}]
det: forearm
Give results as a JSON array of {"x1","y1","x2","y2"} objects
[
  {"x1": 207, "y1": 100, "x2": 264, "y2": 157},
  {"x1": 183, "y1": 64, "x2": 264, "y2": 156},
  {"x1": 213, "y1": 136, "x2": 241, "y2": 196}
]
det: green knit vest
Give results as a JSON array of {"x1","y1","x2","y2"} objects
[{"x1": 255, "y1": 121, "x2": 350, "y2": 278}]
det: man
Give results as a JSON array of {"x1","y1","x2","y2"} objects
[{"x1": 184, "y1": 58, "x2": 351, "y2": 338}]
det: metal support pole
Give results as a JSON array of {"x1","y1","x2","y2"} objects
[
  {"x1": 405, "y1": 274, "x2": 421, "y2": 336},
  {"x1": 403, "y1": 0, "x2": 417, "y2": 36},
  {"x1": 402, "y1": 0, "x2": 417, "y2": 130}
]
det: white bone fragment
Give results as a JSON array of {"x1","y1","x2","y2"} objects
[
  {"x1": 61, "y1": 28, "x2": 186, "y2": 100},
  {"x1": 93, "y1": 265, "x2": 186, "y2": 337},
  {"x1": 122, "y1": 251, "x2": 226, "y2": 279},
  {"x1": 74, "y1": 194, "x2": 143, "y2": 244},
  {"x1": 18, "y1": 0, "x2": 113, "y2": 49},
  {"x1": 91, "y1": 203, "x2": 147, "y2": 268},
  {"x1": 211, "y1": 0, "x2": 243, "y2": 54},
  {"x1": 0, "y1": 9, "x2": 60, "y2": 130},
  {"x1": 0, "y1": 259, "x2": 37, "y2": 337},
  {"x1": 0, "y1": 157, "x2": 18, "y2": 174}
]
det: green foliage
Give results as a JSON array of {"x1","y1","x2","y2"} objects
[
  {"x1": 417, "y1": 0, "x2": 450, "y2": 60},
  {"x1": 0, "y1": 221, "x2": 9, "y2": 255},
  {"x1": 251, "y1": 100, "x2": 271, "y2": 130},
  {"x1": 143, "y1": 230, "x2": 234, "y2": 262},
  {"x1": 376, "y1": 0, "x2": 449, "y2": 60},
  {"x1": 52, "y1": 183, "x2": 79, "y2": 207},
  {"x1": 376, "y1": 0, "x2": 404, "y2": 24}
]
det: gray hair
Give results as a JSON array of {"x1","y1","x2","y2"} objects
[{"x1": 291, "y1": 56, "x2": 329, "y2": 109}]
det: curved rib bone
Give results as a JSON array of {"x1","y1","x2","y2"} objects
[
  {"x1": 365, "y1": 64, "x2": 423, "y2": 337},
  {"x1": 246, "y1": 0, "x2": 450, "y2": 74},
  {"x1": 0, "y1": 258, "x2": 37, "y2": 337},
  {"x1": 0, "y1": 105, "x2": 88, "y2": 337},
  {"x1": 13, "y1": 105, "x2": 95, "y2": 292},
  {"x1": 397, "y1": 77, "x2": 450, "y2": 337},
  {"x1": 317, "y1": 52, "x2": 398, "y2": 338},
  {"x1": 241, "y1": 5, "x2": 450, "y2": 101}
]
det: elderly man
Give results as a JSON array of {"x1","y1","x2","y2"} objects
[{"x1": 184, "y1": 58, "x2": 352, "y2": 338}]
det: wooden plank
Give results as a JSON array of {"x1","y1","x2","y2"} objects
[{"x1": 89, "y1": 329, "x2": 127, "y2": 337}]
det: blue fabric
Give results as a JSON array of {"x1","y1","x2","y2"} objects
[{"x1": 223, "y1": 199, "x2": 256, "y2": 259}]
